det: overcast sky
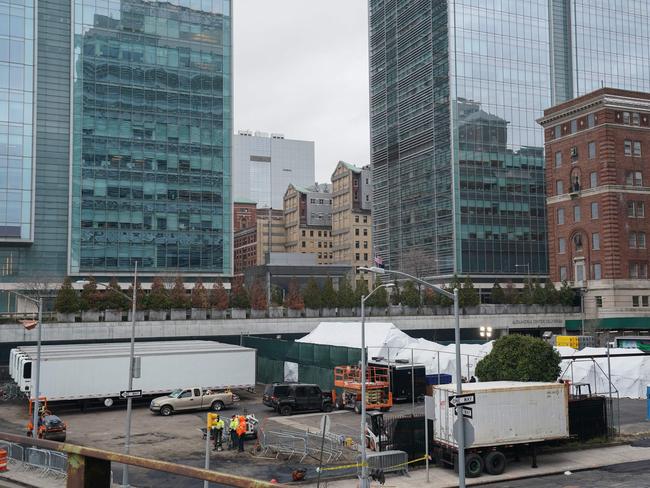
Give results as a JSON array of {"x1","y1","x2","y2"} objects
[{"x1": 233, "y1": 1, "x2": 370, "y2": 183}]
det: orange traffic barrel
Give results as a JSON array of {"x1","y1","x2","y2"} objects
[{"x1": 0, "y1": 448, "x2": 8, "y2": 472}]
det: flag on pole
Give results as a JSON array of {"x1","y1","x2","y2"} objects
[{"x1": 373, "y1": 255, "x2": 384, "y2": 269}]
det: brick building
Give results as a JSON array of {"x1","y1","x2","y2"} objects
[
  {"x1": 233, "y1": 200, "x2": 258, "y2": 274},
  {"x1": 331, "y1": 161, "x2": 373, "y2": 281},
  {"x1": 539, "y1": 88, "x2": 650, "y2": 318},
  {"x1": 233, "y1": 200, "x2": 257, "y2": 232}
]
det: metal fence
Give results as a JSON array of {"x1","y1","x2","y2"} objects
[
  {"x1": 256, "y1": 422, "x2": 346, "y2": 463},
  {"x1": 0, "y1": 440, "x2": 67, "y2": 479}
]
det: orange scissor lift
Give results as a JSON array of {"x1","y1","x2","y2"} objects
[{"x1": 332, "y1": 365, "x2": 393, "y2": 414}]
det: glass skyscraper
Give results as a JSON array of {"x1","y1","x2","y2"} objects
[
  {"x1": 0, "y1": 0, "x2": 232, "y2": 286},
  {"x1": 370, "y1": 0, "x2": 650, "y2": 279}
]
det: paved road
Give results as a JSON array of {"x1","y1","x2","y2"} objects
[{"x1": 483, "y1": 460, "x2": 650, "y2": 487}]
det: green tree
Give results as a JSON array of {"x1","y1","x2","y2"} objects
[
  {"x1": 101, "y1": 277, "x2": 130, "y2": 311},
  {"x1": 249, "y1": 279, "x2": 268, "y2": 310},
  {"x1": 146, "y1": 276, "x2": 170, "y2": 310},
  {"x1": 209, "y1": 280, "x2": 229, "y2": 310},
  {"x1": 127, "y1": 279, "x2": 146, "y2": 311},
  {"x1": 366, "y1": 278, "x2": 389, "y2": 308},
  {"x1": 169, "y1": 276, "x2": 190, "y2": 309},
  {"x1": 321, "y1": 277, "x2": 337, "y2": 309},
  {"x1": 460, "y1": 276, "x2": 480, "y2": 307},
  {"x1": 336, "y1": 278, "x2": 356, "y2": 308},
  {"x1": 302, "y1": 278, "x2": 322, "y2": 309},
  {"x1": 544, "y1": 279, "x2": 560, "y2": 305},
  {"x1": 354, "y1": 279, "x2": 370, "y2": 303},
  {"x1": 438, "y1": 275, "x2": 462, "y2": 307},
  {"x1": 79, "y1": 276, "x2": 98, "y2": 311},
  {"x1": 532, "y1": 279, "x2": 548, "y2": 305},
  {"x1": 503, "y1": 281, "x2": 518, "y2": 304},
  {"x1": 490, "y1": 281, "x2": 505, "y2": 304},
  {"x1": 401, "y1": 280, "x2": 421, "y2": 308},
  {"x1": 191, "y1": 278, "x2": 209, "y2": 309},
  {"x1": 54, "y1": 277, "x2": 79, "y2": 313},
  {"x1": 390, "y1": 282, "x2": 401, "y2": 306},
  {"x1": 284, "y1": 279, "x2": 304, "y2": 310},
  {"x1": 229, "y1": 277, "x2": 250, "y2": 309},
  {"x1": 270, "y1": 285, "x2": 284, "y2": 307},
  {"x1": 475, "y1": 335, "x2": 562, "y2": 382},
  {"x1": 519, "y1": 278, "x2": 536, "y2": 305},
  {"x1": 558, "y1": 281, "x2": 576, "y2": 306},
  {"x1": 422, "y1": 288, "x2": 439, "y2": 306}
]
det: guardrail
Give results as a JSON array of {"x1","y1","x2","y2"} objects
[{"x1": 0, "y1": 432, "x2": 289, "y2": 488}]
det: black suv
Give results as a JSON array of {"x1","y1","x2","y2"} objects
[{"x1": 263, "y1": 383, "x2": 333, "y2": 416}]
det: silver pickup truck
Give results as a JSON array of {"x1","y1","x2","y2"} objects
[{"x1": 150, "y1": 387, "x2": 238, "y2": 416}]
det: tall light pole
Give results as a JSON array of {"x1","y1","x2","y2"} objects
[
  {"x1": 360, "y1": 266, "x2": 466, "y2": 488},
  {"x1": 76, "y1": 262, "x2": 138, "y2": 488},
  {"x1": 12, "y1": 291, "x2": 42, "y2": 439},
  {"x1": 359, "y1": 281, "x2": 394, "y2": 488}
]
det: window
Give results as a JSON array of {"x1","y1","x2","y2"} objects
[
  {"x1": 628, "y1": 171, "x2": 643, "y2": 186},
  {"x1": 301, "y1": 230, "x2": 305, "y2": 237},
  {"x1": 574, "y1": 205, "x2": 581, "y2": 222},
  {"x1": 588, "y1": 141, "x2": 596, "y2": 159},
  {"x1": 557, "y1": 208, "x2": 565, "y2": 225},
  {"x1": 644, "y1": 296, "x2": 650, "y2": 307},
  {"x1": 355, "y1": 215, "x2": 359, "y2": 223},
  {"x1": 587, "y1": 113, "x2": 595, "y2": 128},
  {"x1": 318, "y1": 242, "x2": 322, "y2": 248},
  {"x1": 355, "y1": 228, "x2": 359, "y2": 236},
  {"x1": 642, "y1": 263, "x2": 649, "y2": 278},
  {"x1": 554, "y1": 125, "x2": 562, "y2": 138},
  {"x1": 590, "y1": 172, "x2": 598, "y2": 188},
  {"x1": 559, "y1": 266, "x2": 567, "y2": 281},
  {"x1": 301, "y1": 241, "x2": 306, "y2": 248},
  {"x1": 558, "y1": 237, "x2": 566, "y2": 253},
  {"x1": 355, "y1": 241, "x2": 360, "y2": 248},
  {"x1": 634, "y1": 141, "x2": 642, "y2": 156},
  {"x1": 633, "y1": 112, "x2": 641, "y2": 126},
  {"x1": 317, "y1": 253, "x2": 322, "y2": 259},
  {"x1": 628, "y1": 201, "x2": 644, "y2": 217},
  {"x1": 556, "y1": 180, "x2": 564, "y2": 194},
  {"x1": 593, "y1": 263, "x2": 602, "y2": 280},
  {"x1": 363, "y1": 228, "x2": 368, "y2": 236},
  {"x1": 363, "y1": 253, "x2": 368, "y2": 260},
  {"x1": 630, "y1": 232, "x2": 637, "y2": 248},
  {"x1": 355, "y1": 253, "x2": 360, "y2": 261},
  {"x1": 363, "y1": 241, "x2": 368, "y2": 249},
  {"x1": 591, "y1": 202, "x2": 599, "y2": 219},
  {"x1": 592, "y1": 232, "x2": 600, "y2": 250},
  {"x1": 625, "y1": 140, "x2": 632, "y2": 156},
  {"x1": 623, "y1": 112, "x2": 631, "y2": 124},
  {"x1": 555, "y1": 151, "x2": 562, "y2": 167},
  {"x1": 595, "y1": 296, "x2": 603, "y2": 308},
  {"x1": 574, "y1": 234, "x2": 583, "y2": 251},
  {"x1": 633, "y1": 295, "x2": 640, "y2": 307},
  {"x1": 570, "y1": 119, "x2": 578, "y2": 133},
  {"x1": 363, "y1": 215, "x2": 368, "y2": 223},
  {"x1": 310, "y1": 230, "x2": 314, "y2": 237},
  {"x1": 630, "y1": 263, "x2": 639, "y2": 278},
  {"x1": 640, "y1": 232, "x2": 646, "y2": 248},
  {"x1": 318, "y1": 231, "x2": 322, "y2": 237}
]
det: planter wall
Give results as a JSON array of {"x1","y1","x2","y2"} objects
[
  {"x1": 56, "y1": 312, "x2": 77, "y2": 323},
  {"x1": 82, "y1": 310, "x2": 100, "y2": 322},
  {"x1": 170, "y1": 309, "x2": 187, "y2": 320},
  {"x1": 337, "y1": 308, "x2": 352, "y2": 317},
  {"x1": 128, "y1": 310, "x2": 146, "y2": 322},
  {"x1": 388, "y1": 305, "x2": 403, "y2": 316},
  {"x1": 231, "y1": 309, "x2": 247, "y2": 319},
  {"x1": 149, "y1": 310, "x2": 167, "y2": 321},
  {"x1": 287, "y1": 308, "x2": 302, "y2": 318},
  {"x1": 250, "y1": 309, "x2": 267, "y2": 319},
  {"x1": 368, "y1": 307, "x2": 387, "y2": 316},
  {"x1": 305, "y1": 309, "x2": 320, "y2": 318},
  {"x1": 268, "y1": 307, "x2": 284, "y2": 318},
  {"x1": 210, "y1": 309, "x2": 227, "y2": 319},
  {"x1": 190, "y1": 308, "x2": 207, "y2": 320},
  {"x1": 104, "y1": 309, "x2": 123, "y2": 322},
  {"x1": 321, "y1": 308, "x2": 336, "y2": 317},
  {"x1": 402, "y1": 306, "x2": 418, "y2": 316}
]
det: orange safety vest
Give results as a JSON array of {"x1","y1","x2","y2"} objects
[{"x1": 236, "y1": 416, "x2": 247, "y2": 436}]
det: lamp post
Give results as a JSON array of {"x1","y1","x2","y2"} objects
[
  {"x1": 12, "y1": 291, "x2": 42, "y2": 439},
  {"x1": 76, "y1": 262, "x2": 138, "y2": 488},
  {"x1": 359, "y1": 281, "x2": 394, "y2": 488},
  {"x1": 359, "y1": 266, "x2": 466, "y2": 488}
]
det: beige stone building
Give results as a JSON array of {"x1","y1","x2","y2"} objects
[
  {"x1": 283, "y1": 183, "x2": 333, "y2": 264},
  {"x1": 331, "y1": 161, "x2": 373, "y2": 280},
  {"x1": 256, "y1": 208, "x2": 286, "y2": 265}
]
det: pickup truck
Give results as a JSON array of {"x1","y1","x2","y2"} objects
[{"x1": 150, "y1": 387, "x2": 238, "y2": 416}]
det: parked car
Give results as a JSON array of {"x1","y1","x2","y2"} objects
[
  {"x1": 150, "y1": 387, "x2": 238, "y2": 416},
  {"x1": 263, "y1": 383, "x2": 333, "y2": 416}
]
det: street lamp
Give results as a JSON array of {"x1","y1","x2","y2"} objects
[
  {"x1": 359, "y1": 281, "x2": 394, "y2": 488},
  {"x1": 479, "y1": 326, "x2": 492, "y2": 341},
  {"x1": 359, "y1": 266, "x2": 466, "y2": 488},
  {"x1": 11, "y1": 291, "x2": 42, "y2": 439},
  {"x1": 76, "y1": 262, "x2": 138, "y2": 488}
]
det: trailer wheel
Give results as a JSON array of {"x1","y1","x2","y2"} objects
[
  {"x1": 484, "y1": 451, "x2": 506, "y2": 475},
  {"x1": 160, "y1": 405, "x2": 173, "y2": 416},
  {"x1": 465, "y1": 453, "x2": 484, "y2": 478},
  {"x1": 211, "y1": 401, "x2": 224, "y2": 412}
]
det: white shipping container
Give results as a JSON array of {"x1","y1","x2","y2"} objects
[
  {"x1": 432, "y1": 381, "x2": 569, "y2": 449},
  {"x1": 11, "y1": 341, "x2": 256, "y2": 401}
]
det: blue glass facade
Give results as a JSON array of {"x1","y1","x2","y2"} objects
[
  {"x1": 0, "y1": 0, "x2": 34, "y2": 241},
  {"x1": 70, "y1": 0, "x2": 232, "y2": 274}
]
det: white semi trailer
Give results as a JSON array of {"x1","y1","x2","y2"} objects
[
  {"x1": 431, "y1": 381, "x2": 570, "y2": 478},
  {"x1": 9, "y1": 340, "x2": 256, "y2": 406}
]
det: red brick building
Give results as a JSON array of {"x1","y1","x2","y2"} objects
[
  {"x1": 539, "y1": 88, "x2": 650, "y2": 316},
  {"x1": 233, "y1": 200, "x2": 258, "y2": 274}
]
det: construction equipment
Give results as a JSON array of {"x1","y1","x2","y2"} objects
[
  {"x1": 332, "y1": 365, "x2": 392, "y2": 413},
  {"x1": 26, "y1": 397, "x2": 67, "y2": 442}
]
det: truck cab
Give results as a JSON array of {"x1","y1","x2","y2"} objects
[{"x1": 150, "y1": 387, "x2": 237, "y2": 416}]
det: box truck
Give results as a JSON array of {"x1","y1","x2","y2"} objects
[
  {"x1": 431, "y1": 381, "x2": 569, "y2": 478},
  {"x1": 9, "y1": 340, "x2": 256, "y2": 407}
]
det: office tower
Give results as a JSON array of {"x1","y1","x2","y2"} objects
[
  {"x1": 369, "y1": 0, "x2": 650, "y2": 280},
  {"x1": 232, "y1": 130, "x2": 314, "y2": 209},
  {"x1": 0, "y1": 0, "x2": 233, "y2": 287},
  {"x1": 540, "y1": 88, "x2": 650, "y2": 317}
]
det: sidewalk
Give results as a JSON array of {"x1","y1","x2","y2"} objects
[{"x1": 308, "y1": 443, "x2": 650, "y2": 487}]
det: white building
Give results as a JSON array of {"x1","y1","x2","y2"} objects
[{"x1": 232, "y1": 131, "x2": 315, "y2": 209}]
